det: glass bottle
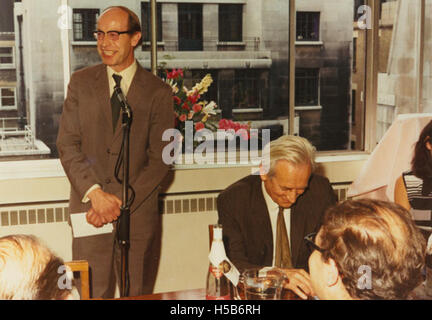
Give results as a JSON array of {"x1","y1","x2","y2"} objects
[{"x1": 206, "y1": 224, "x2": 231, "y2": 300}]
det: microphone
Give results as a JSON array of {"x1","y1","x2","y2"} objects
[{"x1": 113, "y1": 85, "x2": 132, "y2": 119}]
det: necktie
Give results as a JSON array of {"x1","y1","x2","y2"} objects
[
  {"x1": 111, "y1": 74, "x2": 123, "y2": 132},
  {"x1": 275, "y1": 206, "x2": 293, "y2": 268}
]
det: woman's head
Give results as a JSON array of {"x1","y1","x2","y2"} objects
[{"x1": 412, "y1": 120, "x2": 432, "y2": 179}]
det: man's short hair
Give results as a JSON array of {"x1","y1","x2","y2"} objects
[
  {"x1": 319, "y1": 199, "x2": 425, "y2": 300},
  {"x1": 101, "y1": 6, "x2": 142, "y2": 46},
  {"x1": 265, "y1": 135, "x2": 316, "y2": 177},
  {"x1": 0, "y1": 234, "x2": 72, "y2": 300}
]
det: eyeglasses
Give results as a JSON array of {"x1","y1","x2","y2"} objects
[
  {"x1": 93, "y1": 30, "x2": 131, "y2": 41},
  {"x1": 304, "y1": 232, "x2": 326, "y2": 253}
]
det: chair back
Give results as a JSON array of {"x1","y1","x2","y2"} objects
[{"x1": 64, "y1": 260, "x2": 90, "y2": 300}]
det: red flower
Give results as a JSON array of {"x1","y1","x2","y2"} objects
[
  {"x1": 187, "y1": 93, "x2": 200, "y2": 104},
  {"x1": 181, "y1": 103, "x2": 190, "y2": 111},
  {"x1": 173, "y1": 96, "x2": 181, "y2": 105},
  {"x1": 195, "y1": 122, "x2": 205, "y2": 131},
  {"x1": 179, "y1": 114, "x2": 187, "y2": 122},
  {"x1": 166, "y1": 68, "x2": 184, "y2": 80},
  {"x1": 192, "y1": 104, "x2": 202, "y2": 113}
]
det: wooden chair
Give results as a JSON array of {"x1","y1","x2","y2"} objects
[{"x1": 64, "y1": 260, "x2": 90, "y2": 300}]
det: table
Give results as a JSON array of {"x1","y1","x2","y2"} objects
[{"x1": 112, "y1": 287, "x2": 300, "y2": 300}]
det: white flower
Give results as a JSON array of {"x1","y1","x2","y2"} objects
[{"x1": 202, "y1": 101, "x2": 217, "y2": 115}]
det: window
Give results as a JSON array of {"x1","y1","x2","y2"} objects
[
  {"x1": 354, "y1": 0, "x2": 366, "y2": 21},
  {"x1": 296, "y1": 12, "x2": 320, "y2": 41},
  {"x1": 0, "y1": 87, "x2": 16, "y2": 109},
  {"x1": 178, "y1": 4, "x2": 203, "y2": 51},
  {"x1": 141, "y1": 2, "x2": 162, "y2": 43},
  {"x1": 295, "y1": 69, "x2": 319, "y2": 106},
  {"x1": 0, "y1": 0, "x2": 393, "y2": 161},
  {"x1": 0, "y1": 47, "x2": 14, "y2": 67},
  {"x1": 233, "y1": 70, "x2": 261, "y2": 109},
  {"x1": 219, "y1": 4, "x2": 243, "y2": 42},
  {"x1": 73, "y1": 9, "x2": 99, "y2": 41}
]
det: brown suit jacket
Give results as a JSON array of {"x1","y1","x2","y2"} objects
[
  {"x1": 217, "y1": 174, "x2": 337, "y2": 272},
  {"x1": 57, "y1": 63, "x2": 173, "y2": 215}
]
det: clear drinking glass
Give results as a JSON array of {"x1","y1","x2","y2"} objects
[{"x1": 242, "y1": 267, "x2": 285, "y2": 300}]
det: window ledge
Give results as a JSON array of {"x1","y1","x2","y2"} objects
[
  {"x1": 232, "y1": 108, "x2": 263, "y2": 113},
  {"x1": 71, "y1": 41, "x2": 97, "y2": 46},
  {"x1": 0, "y1": 65, "x2": 15, "y2": 70},
  {"x1": 142, "y1": 41, "x2": 165, "y2": 46},
  {"x1": 0, "y1": 106, "x2": 17, "y2": 111},
  {"x1": 295, "y1": 41, "x2": 324, "y2": 46},
  {"x1": 0, "y1": 152, "x2": 370, "y2": 179},
  {"x1": 216, "y1": 41, "x2": 246, "y2": 46},
  {"x1": 294, "y1": 105, "x2": 322, "y2": 111}
]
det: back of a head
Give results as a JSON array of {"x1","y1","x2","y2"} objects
[
  {"x1": 264, "y1": 135, "x2": 316, "y2": 177},
  {"x1": 319, "y1": 199, "x2": 425, "y2": 300},
  {"x1": 0, "y1": 234, "x2": 71, "y2": 300}
]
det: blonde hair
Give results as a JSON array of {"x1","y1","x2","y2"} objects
[
  {"x1": 264, "y1": 135, "x2": 316, "y2": 177},
  {"x1": 0, "y1": 235, "x2": 71, "y2": 300}
]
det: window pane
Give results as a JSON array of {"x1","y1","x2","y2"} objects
[
  {"x1": 141, "y1": 2, "x2": 162, "y2": 43},
  {"x1": 178, "y1": 4, "x2": 203, "y2": 51},
  {"x1": 0, "y1": 56, "x2": 13, "y2": 64},
  {"x1": 295, "y1": 1, "x2": 362, "y2": 150},
  {"x1": 0, "y1": 47, "x2": 12, "y2": 54},
  {"x1": 219, "y1": 4, "x2": 242, "y2": 42},
  {"x1": 73, "y1": 9, "x2": 98, "y2": 41},
  {"x1": 296, "y1": 12, "x2": 320, "y2": 41}
]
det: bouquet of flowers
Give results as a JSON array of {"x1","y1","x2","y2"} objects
[{"x1": 164, "y1": 69, "x2": 251, "y2": 140}]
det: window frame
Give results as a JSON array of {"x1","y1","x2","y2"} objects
[
  {"x1": 141, "y1": 1, "x2": 163, "y2": 44},
  {"x1": 295, "y1": 68, "x2": 320, "y2": 107},
  {"x1": 0, "y1": 86, "x2": 17, "y2": 110},
  {"x1": 218, "y1": 4, "x2": 243, "y2": 42},
  {"x1": 0, "y1": 46, "x2": 15, "y2": 69},
  {"x1": 72, "y1": 8, "x2": 100, "y2": 42},
  {"x1": 296, "y1": 11, "x2": 320, "y2": 42}
]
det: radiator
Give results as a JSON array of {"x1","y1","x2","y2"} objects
[{"x1": 0, "y1": 184, "x2": 352, "y2": 227}]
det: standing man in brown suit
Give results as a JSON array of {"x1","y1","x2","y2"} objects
[
  {"x1": 217, "y1": 135, "x2": 337, "y2": 299},
  {"x1": 57, "y1": 6, "x2": 173, "y2": 298}
]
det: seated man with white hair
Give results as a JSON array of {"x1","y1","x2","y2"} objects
[
  {"x1": 0, "y1": 234, "x2": 75, "y2": 300},
  {"x1": 218, "y1": 135, "x2": 337, "y2": 299},
  {"x1": 307, "y1": 199, "x2": 426, "y2": 300}
]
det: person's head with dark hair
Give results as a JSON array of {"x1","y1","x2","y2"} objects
[
  {"x1": 307, "y1": 199, "x2": 425, "y2": 300},
  {"x1": 0, "y1": 234, "x2": 74, "y2": 300},
  {"x1": 412, "y1": 120, "x2": 432, "y2": 179}
]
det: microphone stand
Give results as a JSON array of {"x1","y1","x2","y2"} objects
[{"x1": 116, "y1": 91, "x2": 133, "y2": 297}]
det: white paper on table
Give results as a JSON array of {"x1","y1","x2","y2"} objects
[{"x1": 70, "y1": 212, "x2": 113, "y2": 238}]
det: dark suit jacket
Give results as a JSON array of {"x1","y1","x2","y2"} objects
[
  {"x1": 217, "y1": 174, "x2": 337, "y2": 272},
  {"x1": 57, "y1": 63, "x2": 173, "y2": 215}
]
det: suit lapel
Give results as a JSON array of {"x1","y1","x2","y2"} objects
[
  {"x1": 251, "y1": 178, "x2": 273, "y2": 263},
  {"x1": 290, "y1": 201, "x2": 307, "y2": 267}
]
